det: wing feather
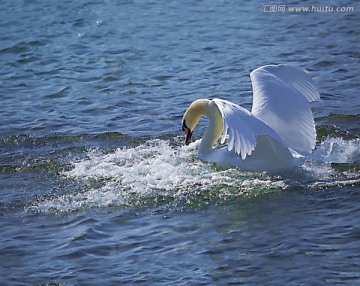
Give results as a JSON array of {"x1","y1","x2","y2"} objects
[
  {"x1": 221, "y1": 123, "x2": 228, "y2": 144},
  {"x1": 228, "y1": 128, "x2": 235, "y2": 151},
  {"x1": 213, "y1": 98, "x2": 285, "y2": 160},
  {"x1": 250, "y1": 65, "x2": 320, "y2": 154}
]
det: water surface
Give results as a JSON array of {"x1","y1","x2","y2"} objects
[{"x1": 0, "y1": 0, "x2": 359, "y2": 285}]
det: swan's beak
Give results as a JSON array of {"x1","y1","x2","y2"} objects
[{"x1": 182, "y1": 120, "x2": 192, "y2": 146}]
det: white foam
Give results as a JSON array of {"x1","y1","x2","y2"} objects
[
  {"x1": 65, "y1": 139, "x2": 230, "y2": 192},
  {"x1": 301, "y1": 137, "x2": 360, "y2": 179},
  {"x1": 240, "y1": 178, "x2": 288, "y2": 190},
  {"x1": 30, "y1": 137, "x2": 360, "y2": 213},
  {"x1": 31, "y1": 139, "x2": 240, "y2": 212}
]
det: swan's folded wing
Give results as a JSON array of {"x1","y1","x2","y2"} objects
[
  {"x1": 213, "y1": 98, "x2": 285, "y2": 160},
  {"x1": 250, "y1": 65, "x2": 320, "y2": 154}
]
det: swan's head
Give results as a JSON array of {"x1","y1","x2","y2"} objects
[
  {"x1": 182, "y1": 100, "x2": 208, "y2": 145},
  {"x1": 182, "y1": 99, "x2": 222, "y2": 146}
]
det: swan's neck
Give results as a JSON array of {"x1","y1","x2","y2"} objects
[
  {"x1": 183, "y1": 99, "x2": 223, "y2": 155},
  {"x1": 198, "y1": 103, "x2": 223, "y2": 155}
]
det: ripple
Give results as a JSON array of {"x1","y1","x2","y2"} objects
[
  {"x1": 44, "y1": 86, "x2": 72, "y2": 99},
  {"x1": 0, "y1": 161, "x2": 60, "y2": 174},
  {"x1": 312, "y1": 60, "x2": 336, "y2": 68},
  {"x1": 0, "y1": 43, "x2": 29, "y2": 54}
]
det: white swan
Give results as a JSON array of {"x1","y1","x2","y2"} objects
[{"x1": 182, "y1": 64, "x2": 320, "y2": 172}]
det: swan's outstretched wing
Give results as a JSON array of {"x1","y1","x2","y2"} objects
[
  {"x1": 250, "y1": 64, "x2": 320, "y2": 154},
  {"x1": 213, "y1": 98, "x2": 285, "y2": 160}
]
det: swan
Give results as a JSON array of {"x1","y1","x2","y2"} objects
[{"x1": 182, "y1": 64, "x2": 320, "y2": 172}]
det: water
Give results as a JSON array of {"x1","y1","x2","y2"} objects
[{"x1": 1, "y1": 0, "x2": 359, "y2": 285}]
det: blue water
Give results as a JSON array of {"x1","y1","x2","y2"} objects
[{"x1": 1, "y1": 0, "x2": 359, "y2": 285}]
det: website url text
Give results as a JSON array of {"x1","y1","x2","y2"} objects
[{"x1": 261, "y1": 4, "x2": 355, "y2": 13}]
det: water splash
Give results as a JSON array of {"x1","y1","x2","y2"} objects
[
  {"x1": 30, "y1": 137, "x2": 360, "y2": 213},
  {"x1": 302, "y1": 137, "x2": 360, "y2": 177},
  {"x1": 64, "y1": 139, "x2": 231, "y2": 192}
]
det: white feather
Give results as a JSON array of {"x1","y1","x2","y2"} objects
[
  {"x1": 250, "y1": 65, "x2": 320, "y2": 154},
  {"x1": 213, "y1": 98, "x2": 285, "y2": 160}
]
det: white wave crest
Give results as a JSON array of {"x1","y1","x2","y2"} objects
[
  {"x1": 301, "y1": 137, "x2": 360, "y2": 179},
  {"x1": 64, "y1": 139, "x2": 233, "y2": 192},
  {"x1": 30, "y1": 137, "x2": 359, "y2": 213}
]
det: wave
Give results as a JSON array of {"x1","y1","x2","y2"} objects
[
  {"x1": 28, "y1": 136, "x2": 360, "y2": 213},
  {"x1": 301, "y1": 137, "x2": 360, "y2": 178}
]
